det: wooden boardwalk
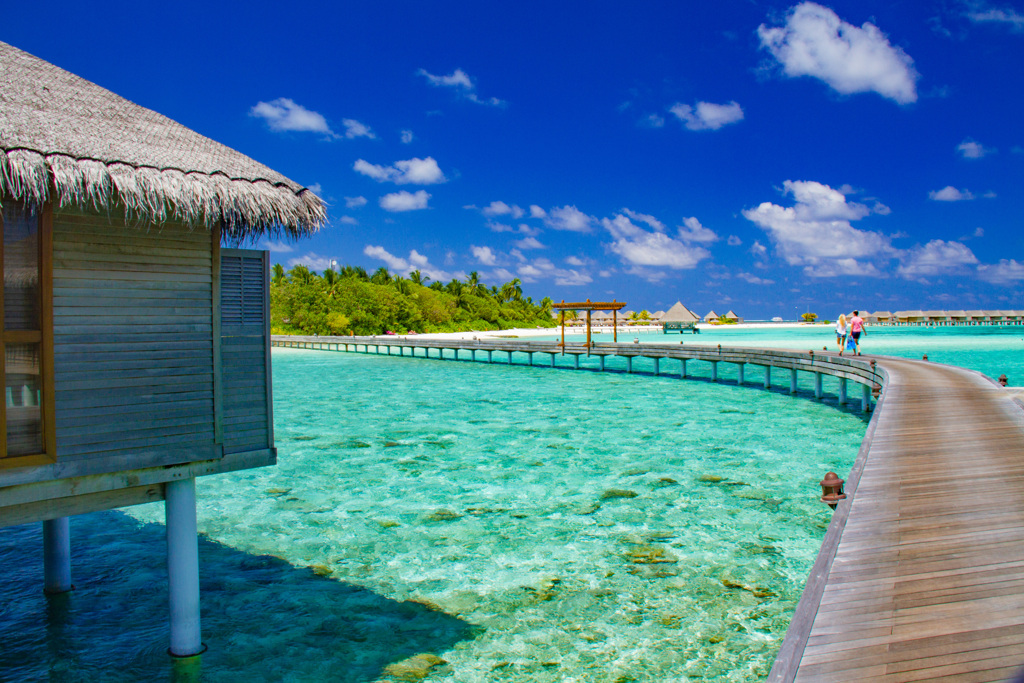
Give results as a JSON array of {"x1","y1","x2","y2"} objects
[
  {"x1": 272, "y1": 337, "x2": 1024, "y2": 680},
  {"x1": 773, "y1": 357, "x2": 1024, "y2": 682}
]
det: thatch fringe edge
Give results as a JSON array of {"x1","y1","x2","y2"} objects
[{"x1": 0, "y1": 148, "x2": 325, "y2": 238}]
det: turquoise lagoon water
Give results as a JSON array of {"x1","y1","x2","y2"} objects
[{"x1": 1, "y1": 326, "x2": 1021, "y2": 681}]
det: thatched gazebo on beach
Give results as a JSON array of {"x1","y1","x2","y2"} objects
[{"x1": 0, "y1": 40, "x2": 324, "y2": 657}]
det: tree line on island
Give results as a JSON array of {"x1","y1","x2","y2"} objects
[{"x1": 270, "y1": 263, "x2": 558, "y2": 336}]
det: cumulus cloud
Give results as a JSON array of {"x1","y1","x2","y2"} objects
[
  {"x1": 287, "y1": 252, "x2": 336, "y2": 271},
  {"x1": 250, "y1": 98, "x2": 334, "y2": 135},
  {"x1": 544, "y1": 205, "x2": 593, "y2": 233},
  {"x1": 482, "y1": 201, "x2": 524, "y2": 218},
  {"x1": 512, "y1": 236, "x2": 545, "y2": 250},
  {"x1": 743, "y1": 180, "x2": 892, "y2": 276},
  {"x1": 758, "y1": 2, "x2": 919, "y2": 104},
  {"x1": 957, "y1": 139, "x2": 995, "y2": 159},
  {"x1": 363, "y1": 246, "x2": 454, "y2": 281},
  {"x1": 417, "y1": 68, "x2": 506, "y2": 107},
  {"x1": 345, "y1": 196, "x2": 367, "y2": 209},
  {"x1": 929, "y1": 186, "x2": 975, "y2": 201},
  {"x1": 342, "y1": 119, "x2": 375, "y2": 139},
  {"x1": 339, "y1": 216, "x2": 358, "y2": 225},
  {"x1": 565, "y1": 256, "x2": 586, "y2": 266},
  {"x1": 259, "y1": 240, "x2": 293, "y2": 253},
  {"x1": 401, "y1": 129, "x2": 414, "y2": 144},
  {"x1": 979, "y1": 259, "x2": 1024, "y2": 284},
  {"x1": 727, "y1": 235, "x2": 743, "y2": 246},
  {"x1": 354, "y1": 157, "x2": 447, "y2": 184},
  {"x1": 677, "y1": 216, "x2": 720, "y2": 243},
  {"x1": 897, "y1": 240, "x2": 979, "y2": 279},
  {"x1": 306, "y1": 183, "x2": 323, "y2": 197},
  {"x1": 529, "y1": 205, "x2": 547, "y2": 219},
  {"x1": 737, "y1": 272, "x2": 775, "y2": 285},
  {"x1": 669, "y1": 101, "x2": 745, "y2": 131},
  {"x1": 379, "y1": 190, "x2": 431, "y2": 212},
  {"x1": 470, "y1": 245, "x2": 498, "y2": 265},
  {"x1": 966, "y1": 4, "x2": 1024, "y2": 32},
  {"x1": 513, "y1": 257, "x2": 592, "y2": 286},
  {"x1": 602, "y1": 213, "x2": 712, "y2": 269}
]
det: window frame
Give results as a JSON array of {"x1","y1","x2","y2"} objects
[{"x1": 0, "y1": 201, "x2": 55, "y2": 468}]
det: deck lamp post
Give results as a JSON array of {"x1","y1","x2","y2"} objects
[{"x1": 820, "y1": 472, "x2": 847, "y2": 510}]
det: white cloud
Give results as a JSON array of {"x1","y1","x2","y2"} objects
[
  {"x1": 979, "y1": 259, "x2": 1024, "y2": 284},
  {"x1": 897, "y1": 240, "x2": 979, "y2": 278},
  {"x1": 307, "y1": 183, "x2": 323, "y2": 197},
  {"x1": 345, "y1": 196, "x2": 367, "y2": 209},
  {"x1": 513, "y1": 236, "x2": 545, "y2": 250},
  {"x1": 482, "y1": 201, "x2": 524, "y2": 218},
  {"x1": 287, "y1": 252, "x2": 335, "y2": 271},
  {"x1": 737, "y1": 272, "x2": 775, "y2": 285},
  {"x1": 565, "y1": 256, "x2": 586, "y2": 266},
  {"x1": 339, "y1": 216, "x2": 358, "y2": 225},
  {"x1": 957, "y1": 139, "x2": 995, "y2": 159},
  {"x1": 259, "y1": 240, "x2": 293, "y2": 253},
  {"x1": 758, "y1": 2, "x2": 919, "y2": 104},
  {"x1": 643, "y1": 113, "x2": 666, "y2": 128},
  {"x1": 727, "y1": 235, "x2": 743, "y2": 246},
  {"x1": 677, "y1": 216, "x2": 719, "y2": 244},
  {"x1": 417, "y1": 68, "x2": 506, "y2": 107},
  {"x1": 966, "y1": 5, "x2": 1024, "y2": 32},
  {"x1": 471, "y1": 246, "x2": 498, "y2": 266},
  {"x1": 750, "y1": 240, "x2": 768, "y2": 257},
  {"x1": 342, "y1": 119, "x2": 375, "y2": 139},
  {"x1": 602, "y1": 213, "x2": 712, "y2": 269},
  {"x1": 544, "y1": 205, "x2": 594, "y2": 233},
  {"x1": 354, "y1": 157, "x2": 447, "y2": 185},
  {"x1": 513, "y1": 257, "x2": 592, "y2": 286},
  {"x1": 529, "y1": 205, "x2": 547, "y2": 219},
  {"x1": 250, "y1": 98, "x2": 334, "y2": 135},
  {"x1": 379, "y1": 190, "x2": 431, "y2": 212},
  {"x1": 486, "y1": 221, "x2": 514, "y2": 233},
  {"x1": 401, "y1": 130, "x2": 414, "y2": 144},
  {"x1": 743, "y1": 180, "x2": 892, "y2": 276},
  {"x1": 669, "y1": 101, "x2": 745, "y2": 131},
  {"x1": 929, "y1": 186, "x2": 975, "y2": 201},
  {"x1": 363, "y1": 245, "x2": 454, "y2": 281}
]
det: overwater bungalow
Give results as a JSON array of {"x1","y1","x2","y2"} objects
[
  {"x1": 660, "y1": 301, "x2": 700, "y2": 334},
  {"x1": 724, "y1": 310, "x2": 743, "y2": 324},
  {"x1": 704, "y1": 309, "x2": 720, "y2": 323},
  {"x1": 0, "y1": 41, "x2": 324, "y2": 656}
]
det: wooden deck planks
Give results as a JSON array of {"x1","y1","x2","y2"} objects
[{"x1": 781, "y1": 357, "x2": 1024, "y2": 682}]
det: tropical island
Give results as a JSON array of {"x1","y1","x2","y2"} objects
[{"x1": 271, "y1": 264, "x2": 558, "y2": 336}]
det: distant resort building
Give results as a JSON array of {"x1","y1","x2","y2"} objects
[
  {"x1": 703, "y1": 310, "x2": 719, "y2": 323},
  {"x1": 863, "y1": 310, "x2": 1024, "y2": 326},
  {"x1": 724, "y1": 310, "x2": 743, "y2": 324},
  {"x1": 661, "y1": 302, "x2": 700, "y2": 333}
]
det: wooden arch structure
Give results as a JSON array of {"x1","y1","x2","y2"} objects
[{"x1": 551, "y1": 299, "x2": 627, "y2": 352}]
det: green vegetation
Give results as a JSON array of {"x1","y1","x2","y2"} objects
[
  {"x1": 270, "y1": 264, "x2": 558, "y2": 336},
  {"x1": 801, "y1": 312, "x2": 819, "y2": 323}
]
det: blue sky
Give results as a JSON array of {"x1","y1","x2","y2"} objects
[{"x1": 4, "y1": 1, "x2": 1023, "y2": 319}]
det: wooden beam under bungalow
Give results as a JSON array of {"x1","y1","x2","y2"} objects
[
  {"x1": 559, "y1": 307, "x2": 565, "y2": 353},
  {"x1": 613, "y1": 301, "x2": 618, "y2": 344},
  {"x1": 587, "y1": 308, "x2": 592, "y2": 354}
]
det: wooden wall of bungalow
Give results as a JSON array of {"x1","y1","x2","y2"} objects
[{"x1": 0, "y1": 202, "x2": 274, "y2": 525}]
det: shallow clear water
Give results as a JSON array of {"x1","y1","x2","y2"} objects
[{"x1": 2, "y1": 326, "x2": 1020, "y2": 681}]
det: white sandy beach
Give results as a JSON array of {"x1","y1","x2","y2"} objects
[{"x1": 411, "y1": 321, "x2": 824, "y2": 340}]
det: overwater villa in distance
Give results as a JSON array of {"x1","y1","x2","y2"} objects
[
  {"x1": 859, "y1": 309, "x2": 1024, "y2": 326},
  {"x1": 0, "y1": 41, "x2": 323, "y2": 656},
  {"x1": 660, "y1": 301, "x2": 700, "y2": 333}
]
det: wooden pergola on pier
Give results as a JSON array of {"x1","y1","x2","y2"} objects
[{"x1": 551, "y1": 299, "x2": 626, "y2": 351}]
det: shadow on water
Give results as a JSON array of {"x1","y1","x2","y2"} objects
[{"x1": 0, "y1": 510, "x2": 477, "y2": 683}]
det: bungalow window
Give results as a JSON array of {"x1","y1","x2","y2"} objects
[{"x1": 0, "y1": 200, "x2": 54, "y2": 466}]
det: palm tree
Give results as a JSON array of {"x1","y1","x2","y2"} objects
[
  {"x1": 271, "y1": 263, "x2": 285, "y2": 286},
  {"x1": 409, "y1": 269, "x2": 429, "y2": 286},
  {"x1": 288, "y1": 264, "x2": 314, "y2": 285},
  {"x1": 370, "y1": 267, "x2": 392, "y2": 285}
]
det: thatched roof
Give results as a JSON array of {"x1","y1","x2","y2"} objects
[
  {"x1": 0, "y1": 41, "x2": 324, "y2": 238},
  {"x1": 661, "y1": 301, "x2": 699, "y2": 323}
]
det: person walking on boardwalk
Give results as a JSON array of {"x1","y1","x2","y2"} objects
[
  {"x1": 849, "y1": 310, "x2": 866, "y2": 355},
  {"x1": 835, "y1": 313, "x2": 848, "y2": 355}
]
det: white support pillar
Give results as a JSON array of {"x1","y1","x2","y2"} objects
[
  {"x1": 814, "y1": 372, "x2": 823, "y2": 400},
  {"x1": 737, "y1": 363, "x2": 745, "y2": 385},
  {"x1": 653, "y1": 357, "x2": 660, "y2": 375},
  {"x1": 838, "y1": 378, "x2": 847, "y2": 405},
  {"x1": 711, "y1": 361, "x2": 718, "y2": 382},
  {"x1": 680, "y1": 358, "x2": 687, "y2": 378},
  {"x1": 166, "y1": 477, "x2": 203, "y2": 657},
  {"x1": 862, "y1": 384, "x2": 871, "y2": 413},
  {"x1": 764, "y1": 366, "x2": 771, "y2": 389},
  {"x1": 790, "y1": 368, "x2": 798, "y2": 394},
  {"x1": 43, "y1": 517, "x2": 72, "y2": 594}
]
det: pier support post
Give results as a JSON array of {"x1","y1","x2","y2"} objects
[
  {"x1": 737, "y1": 363, "x2": 744, "y2": 385},
  {"x1": 838, "y1": 378, "x2": 847, "y2": 405},
  {"x1": 550, "y1": 353, "x2": 556, "y2": 367},
  {"x1": 507, "y1": 351, "x2": 512, "y2": 364},
  {"x1": 653, "y1": 357, "x2": 660, "y2": 375},
  {"x1": 574, "y1": 354, "x2": 580, "y2": 369},
  {"x1": 528, "y1": 352, "x2": 534, "y2": 366},
  {"x1": 627, "y1": 357, "x2": 633, "y2": 373},
  {"x1": 711, "y1": 361, "x2": 718, "y2": 382},
  {"x1": 471, "y1": 349, "x2": 476, "y2": 362},
  {"x1": 166, "y1": 477, "x2": 203, "y2": 657},
  {"x1": 487, "y1": 350, "x2": 493, "y2": 364},
  {"x1": 862, "y1": 384, "x2": 871, "y2": 413},
  {"x1": 43, "y1": 517, "x2": 72, "y2": 594},
  {"x1": 680, "y1": 358, "x2": 687, "y2": 378},
  {"x1": 764, "y1": 366, "x2": 771, "y2": 389},
  {"x1": 814, "y1": 372, "x2": 823, "y2": 400},
  {"x1": 599, "y1": 356, "x2": 606, "y2": 372},
  {"x1": 790, "y1": 368, "x2": 798, "y2": 394},
  {"x1": 453, "y1": 349, "x2": 459, "y2": 361}
]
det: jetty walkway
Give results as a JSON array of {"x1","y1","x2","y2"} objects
[{"x1": 272, "y1": 335, "x2": 1024, "y2": 681}]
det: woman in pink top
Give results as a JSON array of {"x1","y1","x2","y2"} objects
[{"x1": 849, "y1": 311, "x2": 866, "y2": 355}]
